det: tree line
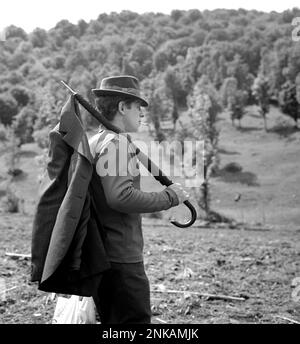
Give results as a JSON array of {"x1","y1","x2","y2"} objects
[{"x1": 0, "y1": 8, "x2": 300, "y2": 141}]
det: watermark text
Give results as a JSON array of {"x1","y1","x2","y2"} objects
[{"x1": 94, "y1": 137, "x2": 204, "y2": 187}]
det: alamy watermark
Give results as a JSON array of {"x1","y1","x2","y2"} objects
[
  {"x1": 292, "y1": 17, "x2": 300, "y2": 42},
  {"x1": 94, "y1": 137, "x2": 204, "y2": 188},
  {"x1": 0, "y1": 27, "x2": 6, "y2": 41}
]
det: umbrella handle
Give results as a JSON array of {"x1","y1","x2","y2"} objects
[
  {"x1": 135, "y1": 149, "x2": 197, "y2": 228},
  {"x1": 170, "y1": 200, "x2": 197, "y2": 228}
]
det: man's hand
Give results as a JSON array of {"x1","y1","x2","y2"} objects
[{"x1": 168, "y1": 183, "x2": 190, "y2": 204}]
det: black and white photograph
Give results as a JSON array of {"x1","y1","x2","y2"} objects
[{"x1": 0, "y1": 0, "x2": 299, "y2": 329}]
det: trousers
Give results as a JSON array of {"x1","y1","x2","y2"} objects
[{"x1": 92, "y1": 262, "x2": 151, "y2": 324}]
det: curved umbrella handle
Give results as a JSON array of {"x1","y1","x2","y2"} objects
[
  {"x1": 133, "y1": 148, "x2": 197, "y2": 228},
  {"x1": 170, "y1": 200, "x2": 197, "y2": 228}
]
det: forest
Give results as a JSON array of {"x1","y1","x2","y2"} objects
[{"x1": 0, "y1": 8, "x2": 300, "y2": 138}]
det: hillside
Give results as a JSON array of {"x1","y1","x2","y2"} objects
[{"x1": 212, "y1": 105, "x2": 300, "y2": 227}]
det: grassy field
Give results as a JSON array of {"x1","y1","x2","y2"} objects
[
  {"x1": 0, "y1": 105, "x2": 299, "y2": 324},
  {"x1": 212, "y1": 105, "x2": 300, "y2": 227}
]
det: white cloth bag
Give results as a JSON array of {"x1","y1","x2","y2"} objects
[{"x1": 52, "y1": 295, "x2": 96, "y2": 324}]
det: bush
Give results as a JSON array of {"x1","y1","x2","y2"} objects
[
  {"x1": 2, "y1": 186, "x2": 20, "y2": 213},
  {"x1": 12, "y1": 106, "x2": 37, "y2": 145},
  {"x1": 223, "y1": 162, "x2": 243, "y2": 173},
  {"x1": 7, "y1": 168, "x2": 23, "y2": 177},
  {"x1": 0, "y1": 94, "x2": 18, "y2": 125},
  {"x1": 10, "y1": 86, "x2": 31, "y2": 107}
]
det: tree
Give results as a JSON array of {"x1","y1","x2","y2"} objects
[
  {"x1": 177, "y1": 47, "x2": 203, "y2": 95},
  {"x1": 10, "y1": 86, "x2": 31, "y2": 108},
  {"x1": 130, "y1": 42, "x2": 153, "y2": 66},
  {"x1": 124, "y1": 43, "x2": 154, "y2": 79},
  {"x1": 85, "y1": 42, "x2": 107, "y2": 64},
  {"x1": 177, "y1": 77, "x2": 222, "y2": 220},
  {"x1": 4, "y1": 127, "x2": 22, "y2": 177},
  {"x1": 30, "y1": 28, "x2": 48, "y2": 48},
  {"x1": 12, "y1": 106, "x2": 37, "y2": 145},
  {"x1": 78, "y1": 19, "x2": 88, "y2": 36},
  {"x1": 154, "y1": 38, "x2": 193, "y2": 67},
  {"x1": 5, "y1": 25, "x2": 28, "y2": 40},
  {"x1": 196, "y1": 46, "x2": 218, "y2": 85},
  {"x1": 164, "y1": 66, "x2": 188, "y2": 125},
  {"x1": 53, "y1": 20, "x2": 79, "y2": 40},
  {"x1": 227, "y1": 90, "x2": 247, "y2": 127},
  {"x1": 226, "y1": 54, "x2": 249, "y2": 91},
  {"x1": 153, "y1": 50, "x2": 168, "y2": 72},
  {"x1": 141, "y1": 76, "x2": 173, "y2": 142},
  {"x1": 65, "y1": 49, "x2": 88, "y2": 70},
  {"x1": 10, "y1": 42, "x2": 33, "y2": 69},
  {"x1": 33, "y1": 89, "x2": 60, "y2": 148},
  {"x1": 287, "y1": 39, "x2": 300, "y2": 82},
  {"x1": 171, "y1": 9, "x2": 184, "y2": 22},
  {"x1": 101, "y1": 35, "x2": 125, "y2": 71},
  {"x1": 220, "y1": 77, "x2": 238, "y2": 109},
  {"x1": 278, "y1": 80, "x2": 300, "y2": 128},
  {"x1": 214, "y1": 55, "x2": 227, "y2": 89},
  {"x1": 0, "y1": 94, "x2": 18, "y2": 125},
  {"x1": 53, "y1": 55, "x2": 66, "y2": 69},
  {"x1": 252, "y1": 74, "x2": 270, "y2": 131}
]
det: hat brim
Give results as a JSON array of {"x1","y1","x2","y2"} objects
[{"x1": 92, "y1": 89, "x2": 148, "y2": 107}]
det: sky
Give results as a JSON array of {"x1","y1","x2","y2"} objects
[{"x1": 0, "y1": 0, "x2": 299, "y2": 33}]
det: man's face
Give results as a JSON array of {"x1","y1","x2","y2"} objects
[{"x1": 123, "y1": 101, "x2": 144, "y2": 133}]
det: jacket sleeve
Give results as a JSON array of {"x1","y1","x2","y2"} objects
[{"x1": 94, "y1": 136, "x2": 179, "y2": 213}]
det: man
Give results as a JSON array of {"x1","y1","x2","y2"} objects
[{"x1": 89, "y1": 75, "x2": 189, "y2": 324}]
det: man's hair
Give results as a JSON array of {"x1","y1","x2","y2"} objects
[{"x1": 94, "y1": 95, "x2": 136, "y2": 121}]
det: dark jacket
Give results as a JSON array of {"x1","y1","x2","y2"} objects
[{"x1": 31, "y1": 96, "x2": 110, "y2": 296}]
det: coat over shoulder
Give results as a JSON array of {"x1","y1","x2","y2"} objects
[{"x1": 31, "y1": 95, "x2": 110, "y2": 296}]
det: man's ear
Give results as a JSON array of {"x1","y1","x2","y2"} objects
[{"x1": 118, "y1": 101, "x2": 126, "y2": 115}]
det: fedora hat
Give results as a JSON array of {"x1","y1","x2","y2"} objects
[{"x1": 92, "y1": 75, "x2": 148, "y2": 107}]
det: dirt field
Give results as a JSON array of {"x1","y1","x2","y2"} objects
[{"x1": 0, "y1": 215, "x2": 299, "y2": 324}]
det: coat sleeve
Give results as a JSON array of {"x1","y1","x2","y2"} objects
[{"x1": 94, "y1": 136, "x2": 179, "y2": 214}]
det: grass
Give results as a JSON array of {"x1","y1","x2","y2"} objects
[{"x1": 211, "y1": 105, "x2": 300, "y2": 227}]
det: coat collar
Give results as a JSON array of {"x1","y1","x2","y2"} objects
[{"x1": 59, "y1": 95, "x2": 93, "y2": 163}]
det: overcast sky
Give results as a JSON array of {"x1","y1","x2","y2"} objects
[{"x1": 0, "y1": 0, "x2": 299, "y2": 33}]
